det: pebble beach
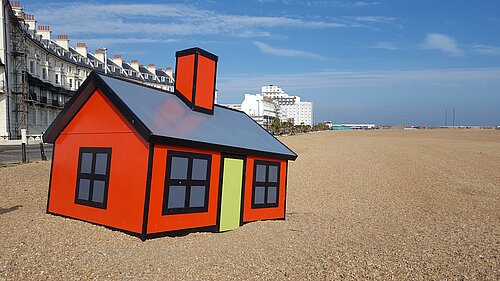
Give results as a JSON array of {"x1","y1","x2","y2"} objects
[{"x1": 1, "y1": 129, "x2": 499, "y2": 280}]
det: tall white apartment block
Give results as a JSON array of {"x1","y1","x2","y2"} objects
[{"x1": 261, "y1": 85, "x2": 313, "y2": 126}]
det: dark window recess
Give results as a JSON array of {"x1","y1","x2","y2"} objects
[
  {"x1": 75, "y1": 148, "x2": 112, "y2": 209},
  {"x1": 52, "y1": 100, "x2": 59, "y2": 107},
  {"x1": 252, "y1": 160, "x2": 280, "y2": 208},
  {"x1": 40, "y1": 96, "x2": 47, "y2": 104},
  {"x1": 162, "y1": 151, "x2": 211, "y2": 215},
  {"x1": 29, "y1": 91, "x2": 37, "y2": 101}
]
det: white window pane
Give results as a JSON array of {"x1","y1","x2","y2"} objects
[
  {"x1": 94, "y1": 153, "x2": 108, "y2": 175},
  {"x1": 78, "y1": 179, "x2": 90, "y2": 200},
  {"x1": 168, "y1": 186, "x2": 186, "y2": 208},
  {"x1": 192, "y1": 159, "x2": 208, "y2": 180},
  {"x1": 269, "y1": 166, "x2": 278, "y2": 183},
  {"x1": 254, "y1": 186, "x2": 265, "y2": 204},
  {"x1": 256, "y1": 165, "x2": 266, "y2": 182},
  {"x1": 267, "y1": 186, "x2": 277, "y2": 204},
  {"x1": 189, "y1": 186, "x2": 206, "y2": 207},
  {"x1": 80, "y1": 153, "x2": 92, "y2": 173},
  {"x1": 92, "y1": 180, "x2": 106, "y2": 203},
  {"x1": 170, "y1": 157, "x2": 188, "y2": 180}
]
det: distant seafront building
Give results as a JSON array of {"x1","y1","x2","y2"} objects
[
  {"x1": 221, "y1": 85, "x2": 313, "y2": 128},
  {"x1": 261, "y1": 85, "x2": 313, "y2": 126},
  {"x1": 0, "y1": 1, "x2": 174, "y2": 140},
  {"x1": 240, "y1": 94, "x2": 278, "y2": 129}
]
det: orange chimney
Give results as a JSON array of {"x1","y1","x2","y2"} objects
[{"x1": 174, "y1": 47, "x2": 218, "y2": 114}]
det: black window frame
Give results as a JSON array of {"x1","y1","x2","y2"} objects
[
  {"x1": 162, "y1": 151, "x2": 212, "y2": 215},
  {"x1": 74, "y1": 147, "x2": 112, "y2": 209},
  {"x1": 251, "y1": 160, "x2": 280, "y2": 209}
]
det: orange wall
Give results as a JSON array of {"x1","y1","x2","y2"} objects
[
  {"x1": 175, "y1": 54, "x2": 195, "y2": 102},
  {"x1": 194, "y1": 55, "x2": 215, "y2": 111},
  {"x1": 147, "y1": 145, "x2": 220, "y2": 234},
  {"x1": 48, "y1": 89, "x2": 149, "y2": 234},
  {"x1": 242, "y1": 156, "x2": 287, "y2": 222}
]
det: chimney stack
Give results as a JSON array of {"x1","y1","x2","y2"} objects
[
  {"x1": 75, "y1": 42, "x2": 87, "y2": 57},
  {"x1": 112, "y1": 54, "x2": 123, "y2": 67},
  {"x1": 37, "y1": 25, "x2": 51, "y2": 41},
  {"x1": 147, "y1": 63, "x2": 156, "y2": 75},
  {"x1": 130, "y1": 59, "x2": 140, "y2": 71},
  {"x1": 11, "y1": 1, "x2": 22, "y2": 17},
  {"x1": 56, "y1": 35, "x2": 69, "y2": 51},
  {"x1": 165, "y1": 66, "x2": 173, "y2": 79},
  {"x1": 94, "y1": 49, "x2": 105, "y2": 63},
  {"x1": 174, "y1": 47, "x2": 218, "y2": 114},
  {"x1": 24, "y1": 14, "x2": 36, "y2": 30}
]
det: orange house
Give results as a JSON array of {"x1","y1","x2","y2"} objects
[{"x1": 43, "y1": 48, "x2": 297, "y2": 239}]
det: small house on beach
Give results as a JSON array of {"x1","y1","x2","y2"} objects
[{"x1": 43, "y1": 48, "x2": 297, "y2": 239}]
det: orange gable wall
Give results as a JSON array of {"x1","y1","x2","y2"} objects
[
  {"x1": 48, "y1": 89, "x2": 149, "y2": 234},
  {"x1": 147, "y1": 145, "x2": 221, "y2": 234},
  {"x1": 242, "y1": 156, "x2": 287, "y2": 222}
]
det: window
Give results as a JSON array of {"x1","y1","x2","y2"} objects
[
  {"x1": 75, "y1": 148, "x2": 112, "y2": 209},
  {"x1": 252, "y1": 161, "x2": 280, "y2": 208},
  {"x1": 162, "y1": 151, "x2": 211, "y2": 215},
  {"x1": 42, "y1": 68, "x2": 47, "y2": 80},
  {"x1": 69, "y1": 79, "x2": 73, "y2": 88},
  {"x1": 29, "y1": 61, "x2": 35, "y2": 73},
  {"x1": 55, "y1": 74, "x2": 59, "y2": 84}
]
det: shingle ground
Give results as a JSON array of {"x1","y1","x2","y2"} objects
[{"x1": 1, "y1": 129, "x2": 499, "y2": 280}]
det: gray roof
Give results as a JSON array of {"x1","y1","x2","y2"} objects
[{"x1": 98, "y1": 74, "x2": 296, "y2": 159}]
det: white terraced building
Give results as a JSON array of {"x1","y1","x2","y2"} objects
[{"x1": 0, "y1": 1, "x2": 175, "y2": 141}]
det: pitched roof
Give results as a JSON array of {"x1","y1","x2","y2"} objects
[{"x1": 44, "y1": 72, "x2": 297, "y2": 160}]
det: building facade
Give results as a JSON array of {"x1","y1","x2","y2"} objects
[
  {"x1": 240, "y1": 94, "x2": 277, "y2": 129},
  {"x1": 0, "y1": 1, "x2": 174, "y2": 140},
  {"x1": 220, "y1": 85, "x2": 313, "y2": 128},
  {"x1": 261, "y1": 85, "x2": 313, "y2": 126}
]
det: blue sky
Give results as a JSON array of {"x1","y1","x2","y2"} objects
[{"x1": 25, "y1": 0, "x2": 500, "y2": 125}]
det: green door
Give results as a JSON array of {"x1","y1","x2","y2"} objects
[{"x1": 219, "y1": 157, "x2": 244, "y2": 232}]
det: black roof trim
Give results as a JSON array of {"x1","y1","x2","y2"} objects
[
  {"x1": 212, "y1": 103, "x2": 298, "y2": 160},
  {"x1": 98, "y1": 73, "x2": 296, "y2": 159},
  {"x1": 90, "y1": 73, "x2": 153, "y2": 140},
  {"x1": 43, "y1": 75, "x2": 97, "y2": 143},
  {"x1": 176, "y1": 47, "x2": 219, "y2": 61},
  {"x1": 149, "y1": 135, "x2": 296, "y2": 160},
  {"x1": 43, "y1": 72, "x2": 152, "y2": 143},
  {"x1": 44, "y1": 72, "x2": 296, "y2": 160}
]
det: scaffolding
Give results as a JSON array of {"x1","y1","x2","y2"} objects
[{"x1": 9, "y1": 14, "x2": 28, "y2": 139}]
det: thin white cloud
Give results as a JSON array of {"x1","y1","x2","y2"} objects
[
  {"x1": 332, "y1": 1, "x2": 381, "y2": 7},
  {"x1": 347, "y1": 16, "x2": 397, "y2": 23},
  {"x1": 372, "y1": 41, "x2": 401, "y2": 50},
  {"x1": 253, "y1": 41, "x2": 324, "y2": 60},
  {"x1": 472, "y1": 44, "x2": 500, "y2": 55},
  {"x1": 30, "y1": 3, "x2": 348, "y2": 37},
  {"x1": 218, "y1": 67, "x2": 500, "y2": 91},
  {"x1": 422, "y1": 33, "x2": 464, "y2": 57},
  {"x1": 76, "y1": 38, "x2": 180, "y2": 48},
  {"x1": 343, "y1": 15, "x2": 403, "y2": 30},
  {"x1": 256, "y1": 0, "x2": 380, "y2": 7}
]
